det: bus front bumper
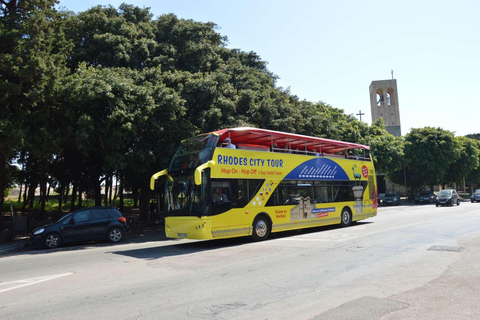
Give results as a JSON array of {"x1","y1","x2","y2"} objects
[{"x1": 165, "y1": 216, "x2": 213, "y2": 239}]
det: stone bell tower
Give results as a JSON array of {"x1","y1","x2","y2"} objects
[{"x1": 369, "y1": 78, "x2": 401, "y2": 137}]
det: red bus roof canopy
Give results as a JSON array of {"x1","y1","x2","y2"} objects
[{"x1": 210, "y1": 127, "x2": 370, "y2": 155}]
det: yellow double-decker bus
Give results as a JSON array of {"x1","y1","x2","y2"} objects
[{"x1": 151, "y1": 127, "x2": 377, "y2": 241}]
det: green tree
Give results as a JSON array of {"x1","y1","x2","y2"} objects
[
  {"x1": 446, "y1": 136, "x2": 480, "y2": 186},
  {"x1": 0, "y1": 0, "x2": 70, "y2": 214},
  {"x1": 66, "y1": 4, "x2": 155, "y2": 70},
  {"x1": 465, "y1": 136, "x2": 480, "y2": 189},
  {"x1": 360, "y1": 119, "x2": 404, "y2": 177},
  {"x1": 402, "y1": 127, "x2": 460, "y2": 190},
  {"x1": 61, "y1": 65, "x2": 186, "y2": 217}
]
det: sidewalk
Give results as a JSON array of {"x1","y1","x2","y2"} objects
[
  {"x1": 0, "y1": 221, "x2": 166, "y2": 256},
  {"x1": 0, "y1": 237, "x2": 30, "y2": 255}
]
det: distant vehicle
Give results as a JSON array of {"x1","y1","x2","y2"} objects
[
  {"x1": 472, "y1": 189, "x2": 480, "y2": 203},
  {"x1": 435, "y1": 189, "x2": 459, "y2": 207},
  {"x1": 414, "y1": 190, "x2": 436, "y2": 204},
  {"x1": 383, "y1": 192, "x2": 400, "y2": 206},
  {"x1": 31, "y1": 206, "x2": 130, "y2": 249}
]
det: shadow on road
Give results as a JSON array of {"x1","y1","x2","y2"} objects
[{"x1": 110, "y1": 221, "x2": 372, "y2": 260}]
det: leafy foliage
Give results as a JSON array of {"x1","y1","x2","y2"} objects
[
  {"x1": 402, "y1": 127, "x2": 461, "y2": 189},
  {"x1": 2, "y1": 2, "x2": 480, "y2": 219},
  {"x1": 0, "y1": 0, "x2": 71, "y2": 212}
]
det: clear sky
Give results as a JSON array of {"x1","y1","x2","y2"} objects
[{"x1": 57, "y1": 0, "x2": 480, "y2": 137}]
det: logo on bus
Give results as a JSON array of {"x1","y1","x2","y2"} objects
[
  {"x1": 312, "y1": 207, "x2": 335, "y2": 218},
  {"x1": 362, "y1": 165, "x2": 368, "y2": 178}
]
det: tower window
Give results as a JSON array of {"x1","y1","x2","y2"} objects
[
  {"x1": 376, "y1": 89, "x2": 384, "y2": 106},
  {"x1": 387, "y1": 87, "x2": 394, "y2": 105}
]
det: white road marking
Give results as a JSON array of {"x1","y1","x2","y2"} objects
[{"x1": 0, "y1": 273, "x2": 73, "y2": 293}]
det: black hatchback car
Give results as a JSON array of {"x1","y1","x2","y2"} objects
[
  {"x1": 31, "y1": 206, "x2": 130, "y2": 249},
  {"x1": 435, "y1": 189, "x2": 460, "y2": 207}
]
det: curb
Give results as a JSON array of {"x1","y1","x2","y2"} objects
[{"x1": 0, "y1": 240, "x2": 28, "y2": 255}]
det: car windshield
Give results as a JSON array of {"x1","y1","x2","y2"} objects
[
  {"x1": 475, "y1": 190, "x2": 480, "y2": 195},
  {"x1": 419, "y1": 191, "x2": 431, "y2": 196},
  {"x1": 438, "y1": 190, "x2": 452, "y2": 196},
  {"x1": 385, "y1": 193, "x2": 396, "y2": 197}
]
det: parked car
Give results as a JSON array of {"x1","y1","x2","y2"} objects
[
  {"x1": 435, "y1": 189, "x2": 459, "y2": 207},
  {"x1": 472, "y1": 189, "x2": 480, "y2": 203},
  {"x1": 383, "y1": 192, "x2": 400, "y2": 206},
  {"x1": 31, "y1": 206, "x2": 130, "y2": 249},
  {"x1": 414, "y1": 190, "x2": 436, "y2": 204}
]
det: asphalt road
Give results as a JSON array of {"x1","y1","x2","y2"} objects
[{"x1": 1, "y1": 202, "x2": 480, "y2": 320}]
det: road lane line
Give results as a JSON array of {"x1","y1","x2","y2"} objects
[{"x1": 0, "y1": 272, "x2": 73, "y2": 293}]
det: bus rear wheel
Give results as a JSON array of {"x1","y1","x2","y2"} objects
[
  {"x1": 340, "y1": 208, "x2": 352, "y2": 227},
  {"x1": 251, "y1": 215, "x2": 270, "y2": 241}
]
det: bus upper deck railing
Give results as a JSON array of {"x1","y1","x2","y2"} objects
[{"x1": 222, "y1": 143, "x2": 371, "y2": 162}]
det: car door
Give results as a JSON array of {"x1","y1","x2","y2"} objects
[
  {"x1": 61, "y1": 209, "x2": 92, "y2": 242},
  {"x1": 89, "y1": 208, "x2": 113, "y2": 239}
]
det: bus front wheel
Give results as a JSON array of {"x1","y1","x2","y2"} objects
[
  {"x1": 251, "y1": 215, "x2": 271, "y2": 241},
  {"x1": 340, "y1": 208, "x2": 352, "y2": 227}
]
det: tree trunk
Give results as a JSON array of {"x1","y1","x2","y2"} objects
[
  {"x1": 104, "y1": 175, "x2": 109, "y2": 206},
  {"x1": 46, "y1": 183, "x2": 51, "y2": 201},
  {"x1": 93, "y1": 175, "x2": 102, "y2": 206},
  {"x1": 58, "y1": 183, "x2": 64, "y2": 213},
  {"x1": 139, "y1": 182, "x2": 151, "y2": 222},
  {"x1": 133, "y1": 187, "x2": 139, "y2": 208},
  {"x1": 22, "y1": 182, "x2": 28, "y2": 206},
  {"x1": 78, "y1": 186, "x2": 83, "y2": 208},
  {"x1": 18, "y1": 182, "x2": 22, "y2": 203},
  {"x1": 39, "y1": 177, "x2": 47, "y2": 219},
  {"x1": 70, "y1": 182, "x2": 77, "y2": 212},
  {"x1": 114, "y1": 175, "x2": 119, "y2": 200},
  {"x1": 109, "y1": 177, "x2": 113, "y2": 204},
  {"x1": 119, "y1": 174, "x2": 124, "y2": 213},
  {"x1": 0, "y1": 152, "x2": 5, "y2": 229},
  {"x1": 27, "y1": 180, "x2": 36, "y2": 209},
  {"x1": 39, "y1": 160, "x2": 47, "y2": 219},
  {"x1": 64, "y1": 184, "x2": 69, "y2": 204}
]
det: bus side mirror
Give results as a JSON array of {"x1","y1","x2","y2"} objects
[
  {"x1": 195, "y1": 161, "x2": 215, "y2": 185},
  {"x1": 150, "y1": 169, "x2": 173, "y2": 190}
]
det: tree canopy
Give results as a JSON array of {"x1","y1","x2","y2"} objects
[{"x1": 1, "y1": 1, "x2": 479, "y2": 219}]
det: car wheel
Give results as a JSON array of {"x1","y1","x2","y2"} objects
[
  {"x1": 340, "y1": 207, "x2": 352, "y2": 227},
  {"x1": 107, "y1": 227, "x2": 124, "y2": 243},
  {"x1": 44, "y1": 232, "x2": 62, "y2": 249},
  {"x1": 457, "y1": 199, "x2": 460, "y2": 206},
  {"x1": 251, "y1": 215, "x2": 270, "y2": 241},
  {"x1": 435, "y1": 204, "x2": 438, "y2": 207}
]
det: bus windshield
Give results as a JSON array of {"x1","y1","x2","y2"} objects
[
  {"x1": 166, "y1": 175, "x2": 205, "y2": 217},
  {"x1": 169, "y1": 134, "x2": 218, "y2": 174}
]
